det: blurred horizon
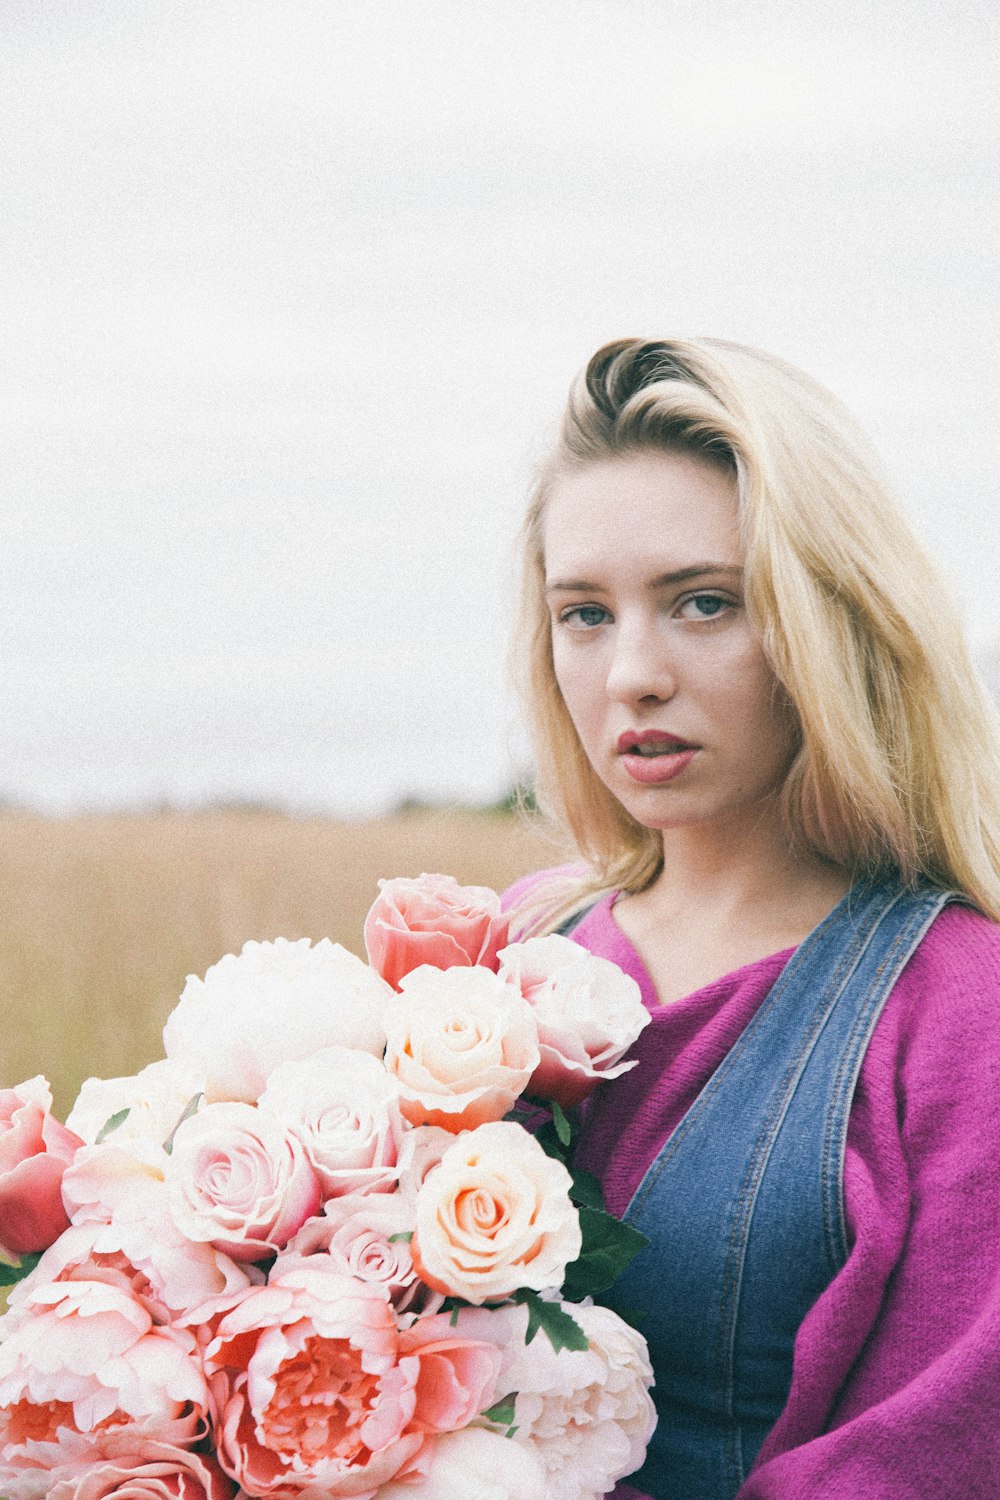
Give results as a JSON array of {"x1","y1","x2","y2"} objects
[{"x1": 3, "y1": 0, "x2": 998, "y2": 818}]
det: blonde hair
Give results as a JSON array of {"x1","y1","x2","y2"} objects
[{"x1": 512, "y1": 336, "x2": 1000, "y2": 928}]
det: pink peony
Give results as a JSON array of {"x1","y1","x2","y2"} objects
[
  {"x1": 364, "y1": 874, "x2": 509, "y2": 990},
  {"x1": 204, "y1": 1256, "x2": 501, "y2": 1497},
  {"x1": 0, "y1": 1279, "x2": 208, "y2": 1496},
  {"x1": 497, "y1": 935, "x2": 650, "y2": 1108},
  {"x1": 411, "y1": 1121, "x2": 581, "y2": 1305},
  {"x1": 383, "y1": 966, "x2": 540, "y2": 1133},
  {"x1": 43, "y1": 1434, "x2": 237, "y2": 1498},
  {"x1": 0, "y1": 1076, "x2": 83, "y2": 1258},
  {"x1": 165, "y1": 1102, "x2": 321, "y2": 1263}
]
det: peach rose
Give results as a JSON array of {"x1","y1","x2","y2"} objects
[
  {"x1": 384, "y1": 966, "x2": 540, "y2": 1132},
  {"x1": 165, "y1": 1102, "x2": 321, "y2": 1262},
  {"x1": 258, "y1": 1047, "x2": 405, "y2": 1197},
  {"x1": 497, "y1": 936, "x2": 650, "y2": 1107},
  {"x1": 204, "y1": 1256, "x2": 501, "y2": 1497},
  {"x1": 0, "y1": 1279, "x2": 207, "y2": 1494},
  {"x1": 411, "y1": 1121, "x2": 581, "y2": 1304},
  {"x1": 163, "y1": 938, "x2": 392, "y2": 1104},
  {"x1": 364, "y1": 873, "x2": 509, "y2": 990},
  {"x1": 0, "y1": 1076, "x2": 83, "y2": 1258},
  {"x1": 43, "y1": 1435, "x2": 237, "y2": 1499}
]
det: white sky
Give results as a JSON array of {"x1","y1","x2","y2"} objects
[{"x1": 2, "y1": 0, "x2": 998, "y2": 813}]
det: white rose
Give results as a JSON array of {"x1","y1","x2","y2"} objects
[
  {"x1": 411, "y1": 1121, "x2": 581, "y2": 1304},
  {"x1": 459, "y1": 1300, "x2": 656, "y2": 1500},
  {"x1": 384, "y1": 965, "x2": 540, "y2": 1132},
  {"x1": 258, "y1": 1047, "x2": 405, "y2": 1197},
  {"x1": 65, "y1": 1059, "x2": 206, "y2": 1148},
  {"x1": 163, "y1": 937, "x2": 391, "y2": 1103},
  {"x1": 498, "y1": 936, "x2": 650, "y2": 1108},
  {"x1": 377, "y1": 1426, "x2": 551, "y2": 1500}
]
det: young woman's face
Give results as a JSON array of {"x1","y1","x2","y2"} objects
[{"x1": 542, "y1": 448, "x2": 800, "y2": 839}]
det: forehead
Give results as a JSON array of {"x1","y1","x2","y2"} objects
[{"x1": 542, "y1": 449, "x2": 741, "y2": 578}]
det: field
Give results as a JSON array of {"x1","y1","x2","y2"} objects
[{"x1": 0, "y1": 807, "x2": 562, "y2": 1119}]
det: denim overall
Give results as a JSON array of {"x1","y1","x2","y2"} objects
[{"x1": 575, "y1": 878, "x2": 953, "y2": 1500}]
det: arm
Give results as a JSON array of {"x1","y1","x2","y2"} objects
[{"x1": 740, "y1": 906, "x2": 1000, "y2": 1499}]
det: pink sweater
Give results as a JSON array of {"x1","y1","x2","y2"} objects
[{"x1": 505, "y1": 878, "x2": 1000, "y2": 1499}]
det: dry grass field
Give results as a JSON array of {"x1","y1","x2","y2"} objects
[{"x1": 0, "y1": 806, "x2": 563, "y2": 1120}]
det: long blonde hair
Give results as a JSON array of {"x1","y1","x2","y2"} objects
[{"x1": 512, "y1": 337, "x2": 1000, "y2": 927}]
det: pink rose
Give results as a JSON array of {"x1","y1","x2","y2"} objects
[
  {"x1": 165, "y1": 1103, "x2": 321, "y2": 1263},
  {"x1": 44, "y1": 1435, "x2": 237, "y2": 1499},
  {"x1": 498, "y1": 935, "x2": 651, "y2": 1107},
  {"x1": 0, "y1": 1076, "x2": 83, "y2": 1258},
  {"x1": 0, "y1": 1279, "x2": 208, "y2": 1493},
  {"x1": 287, "y1": 1192, "x2": 443, "y2": 1316},
  {"x1": 258, "y1": 1048, "x2": 405, "y2": 1198},
  {"x1": 384, "y1": 966, "x2": 540, "y2": 1133},
  {"x1": 364, "y1": 874, "x2": 509, "y2": 990},
  {"x1": 411, "y1": 1121, "x2": 581, "y2": 1304},
  {"x1": 204, "y1": 1256, "x2": 501, "y2": 1496}
]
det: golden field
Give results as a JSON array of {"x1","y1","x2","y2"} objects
[{"x1": 0, "y1": 806, "x2": 562, "y2": 1119}]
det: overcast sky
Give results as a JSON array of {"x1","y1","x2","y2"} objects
[{"x1": 2, "y1": 0, "x2": 998, "y2": 814}]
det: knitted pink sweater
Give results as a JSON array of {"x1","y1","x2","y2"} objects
[{"x1": 505, "y1": 879, "x2": 1000, "y2": 1499}]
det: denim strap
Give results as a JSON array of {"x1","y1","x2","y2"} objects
[{"x1": 602, "y1": 878, "x2": 952, "y2": 1499}]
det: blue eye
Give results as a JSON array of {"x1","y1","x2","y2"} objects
[
  {"x1": 559, "y1": 604, "x2": 610, "y2": 629},
  {"x1": 680, "y1": 593, "x2": 731, "y2": 620}
]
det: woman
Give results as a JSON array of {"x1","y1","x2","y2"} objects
[{"x1": 505, "y1": 338, "x2": 1000, "y2": 1500}]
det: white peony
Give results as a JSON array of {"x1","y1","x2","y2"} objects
[
  {"x1": 66, "y1": 1058, "x2": 205, "y2": 1148},
  {"x1": 377, "y1": 1425, "x2": 551, "y2": 1500},
  {"x1": 162, "y1": 937, "x2": 392, "y2": 1103},
  {"x1": 459, "y1": 1300, "x2": 657, "y2": 1500}
]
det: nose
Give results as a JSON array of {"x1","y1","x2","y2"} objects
[{"x1": 604, "y1": 613, "x2": 678, "y2": 705}]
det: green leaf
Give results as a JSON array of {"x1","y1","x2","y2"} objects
[
  {"x1": 561, "y1": 1205, "x2": 650, "y2": 1301},
  {"x1": 481, "y1": 1394, "x2": 517, "y2": 1426},
  {"x1": 163, "y1": 1093, "x2": 204, "y2": 1155},
  {"x1": 532, "y1": 1119, "x2": 568, "y2": 1164},
  {"x1": 388, "y1": 1231, "x2": 413, "y2": 1244},
  {"x1": 513, "y1": 1289, "x2": 589, "y2": 1353},
  {"x1": 568, "y1": 1165, "x2": 604, "y2": 1210},
  {"x1": 551, "y1": 1099, "x2": 572, "y2": 1147},
  {"x1": 0, "y1": 1251, "x2": 42, "y2": 1287},
  {"x1": 95, "y1": 1107, "x2": 130, "y2": 1145}
]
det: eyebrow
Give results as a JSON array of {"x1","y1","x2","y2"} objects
[{"x1": 544, "y1": 563, "x2": 743, "y2": 594}]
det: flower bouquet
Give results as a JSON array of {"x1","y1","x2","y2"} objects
[{"x1": 0, "y1": 874, "x2": 655, "y2": 1500}]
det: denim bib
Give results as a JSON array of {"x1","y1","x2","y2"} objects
[{"x1": 578, "y1": 879, "x2": 952, "y2": 1500}]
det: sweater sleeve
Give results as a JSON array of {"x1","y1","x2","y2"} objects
[{"x1": 739, "y1": 904, "x2": 1000, "y2": 1499}]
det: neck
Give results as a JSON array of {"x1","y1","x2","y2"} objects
[{"x1": 647, "y1": 803, "x2": 849, "y2": 925}]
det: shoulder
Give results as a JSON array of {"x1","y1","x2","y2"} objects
[
  {"x1": 900, "y1": 898, "x2": 1000, "y2": 1012},
  {"x1": 499, "y1": 863, "x2": 591, "y2": 914},
  {"x1": 873, "y1": 899, "x2": 1000, "y2": 1146}
]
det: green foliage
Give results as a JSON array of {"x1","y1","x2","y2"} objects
[
  {"x1": 95, "y1": 1107, "x2": 131, "y2": 1145},
  {"x1": 562, "y1": 1207, "x2": 649, "y2": 1301},
  {"x1": 512, "y1": 1288, "x2": 589, "y2": 1353},
  {"x1": 0, "y1": 1251, "x2": 42, "y2": 1287}
]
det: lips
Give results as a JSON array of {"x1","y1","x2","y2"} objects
[
  {"x1": 616, "y1": 729, "x2": 699, "y2": 785},
  {"x1": 617, "y1": 730, "x2": 697, "y2": 757}
]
